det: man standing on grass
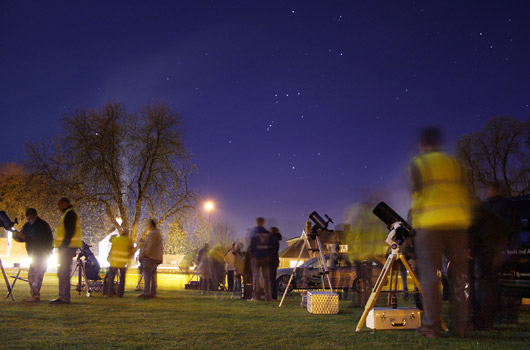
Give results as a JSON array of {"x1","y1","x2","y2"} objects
[
  {"x1": 138, "y1": 219, "x2": 163, "y2": 299},
  {"x1": 13, "y1": 208, "x2": 53, "y2": 302},
  {"x1": 50, "y1": 197, "x2": 82, "y2": 304},
  {"x1": 249, "y1": 217, "x2": 274, "y2": 302},
  {"x1": 409, "y1": 127, "x2": 471, "y2": 338}
]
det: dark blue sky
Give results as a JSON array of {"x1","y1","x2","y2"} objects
[{"x1": 1, "y1": 1, "x2": 529, "y2": 238}]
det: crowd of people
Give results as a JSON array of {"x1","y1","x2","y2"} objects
[
  {"x1": 195, "y1": 217, "x2": 282, "y2": 301},
  {"x1": 12, "y1": 197, "x2": 164, "y2": 303}
]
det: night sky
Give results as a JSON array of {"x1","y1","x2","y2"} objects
[{"x1": 1, "y1": 1, "x2": 529, "y2": 240}]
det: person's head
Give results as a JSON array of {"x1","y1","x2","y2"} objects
[
  {"x1": 270, "y1": 226, "x2": 280, "y2": 234},
  {"x1": 418, "y1": 126, "x2": 443, "y2": 153},
  {"x1": 57, "y1": 197, "x2": 71, "y2": 212},
  {"x1": 25, "y1": 208, "x2": 38, "y2": 224},
  {"x1": 256, "y1": 217, "x2": 265, "y2": 227},
  {"x1": 146, "y1": 218, "x2": 157, "y2": 230}
]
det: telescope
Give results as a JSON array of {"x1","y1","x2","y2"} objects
[
  {"x1": 308, "y1": 211, "x2": 333, "y2": 237},
  {"x1": 0, "y1": 211, "x2": 18, "y2": 231},
  {"x1": 372, "y1": 202, "x2": 412, "y2": 248}
]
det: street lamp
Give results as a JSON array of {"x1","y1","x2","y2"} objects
[{"x1": 204, "y1": 201, "x2": 214, "y2": 243}]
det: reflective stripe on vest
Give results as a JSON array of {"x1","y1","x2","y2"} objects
[
  {"x1": 54, "y1": 208, "x2": 82, "y2": 248},
  {"x1": 411, "y1": 152, "x2": 471, "y2": 230},
  {"x1": 108, "y1": 235, "x2": 132, "y2": 268}
]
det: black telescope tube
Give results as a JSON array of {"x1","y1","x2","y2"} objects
[
  {"x1": 372, "y1": 202, "x2": 412, "y2": 231},
  {"x1": 309, "y1": 211, "x2": 327, "y2": 231}
]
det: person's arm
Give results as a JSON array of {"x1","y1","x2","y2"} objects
[
  {"x1": 13, "y1": 223, "x2": 31, "y2": 242},
  {"x1": 12, "y1": 229, "x2": 26, "y2": 242},
  {"x1": 139, "y1": 232, "x2": 152, "y2": 260},
  {"x1": 43, "y1": 222, "x2": 54, "y2": 250},
  {"x1": 61, "y1": 210, "x2": 77, "y2": 248}
]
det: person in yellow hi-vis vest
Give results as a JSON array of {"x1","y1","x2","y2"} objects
[
  {"x1": 410, "y1": 127, "x2": 471, "y2": 338},
  {"x1": 50, "y1": 197, "x2": 82, "y2": 304},
  {"x1": 346, "y1": 202, "x2": 388, "y2": 308},
  {"x1": 106, "y1": 228, "x2": 134, "y2": 297}
]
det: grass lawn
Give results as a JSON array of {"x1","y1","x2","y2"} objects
[{"x1": 0, "y1": 272, "x2": 529, "y2": 349}]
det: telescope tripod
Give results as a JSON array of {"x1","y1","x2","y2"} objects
[
  {"x1": 71, "y1": 254, "x2": 91, "y2": 297},
  {"x1": 1, "y1": 258, "x2": 15, "y2": 301},
  {"x1": 355, "y1": 245, "x2": 448, "y2": 332},
  {"x1": 279, "y1": 221, "x2": 333, "y2": 307}
]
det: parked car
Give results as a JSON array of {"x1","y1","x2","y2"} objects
[{"x1": 276, "y1": 253, "x2": 384, "y2": 293}]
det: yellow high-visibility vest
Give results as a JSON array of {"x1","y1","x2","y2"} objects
[
  {"x1": 349, "y1": 205, "x2": 388, "y2": 261},
  {"x1": 54, "y1": 208, "x2": 82, "y2": 248},
  {"x1": 410, "y1": 151, "x2": 471, "y2": 230},
  {"x1": 108, "y1": 235, "x2": 132, "y2": 268}
]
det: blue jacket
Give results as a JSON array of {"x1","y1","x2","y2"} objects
[{"x1": 250, "y1": 226, "x2": 273, "y2": 258}]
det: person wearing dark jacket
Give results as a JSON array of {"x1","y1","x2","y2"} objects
[
  {"x1": 483, "y1": 182, "x2": 521, "y2": 324},
  {"x1": 50, "y1": 197, "x2": 82, "y2": 304},
  {"x1": 249, "y1": 217, "x2": 274, "y2": 301},
  {"x1": 13, "y1": 208, "x2": 53, "y2": 302},
  {"x1": 269, "y1": 227, "x2": 282, "y2": 300},
  {"x1": 468, "y1": 201, "x2": 510, "y2": 329}
]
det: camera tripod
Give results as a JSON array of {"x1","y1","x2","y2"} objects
[
  {"x1": 279, "y1": 220, "x2": 333, "y2": 307},
  {"x1": 355, "y1": 243, "x2": 448, "y2": 332}
]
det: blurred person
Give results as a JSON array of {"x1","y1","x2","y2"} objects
[
  {"x1": 249, "y1": 217, "x2": 274, "y2": 301},
  {"x1": 13, "y1": 208, "x2": 53, "y2": 302},
  {"x1": 225, "y1": 258, "x2": 235, "y2": 293},
  {"x1": 409, "y1": 127, "x2": 472, "y2": 338},
  {"x1": 207, "y1": 244, "x2": 226, "y2": 297},
  {"x1": 484, "y1": 182, "x2": 520, "y2": 236},
  {"x1": 231, "y1": 243, "x2": 244, "y2": 298},
  {"x1": 138, "y1": 219, "x2": 163, "y2": 299},
  {"x1": 484, "y1": 182, "x2": 521, "y2": 324},
  {"x1": 269, "y1": 227, "x2": 282, "y2": 300},
  {"x1": 346, "y1": 202, "x2": 387, "y2": 307},
  {"x1": 468, "y1": 200, "x2": 510, "y2": 329},
  {"x1": 106, "y1": 228, "x2": 134, "y2": 297},
  {"x1": 134, "y1": 229, "x2": 149, "y2": 289},
  {"x1": 50, "y1": 197, "x2": 82, "y2": 304},
  {"x1": 242, "y1": 249, "x2": 253, "y2": 300},
  {"x1": 197, "y1": 243, "x2": 210, "y2": 294}
]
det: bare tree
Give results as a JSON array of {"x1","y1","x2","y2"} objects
[
  {"x1": 211, "y1": 219, "x2": 237, "y2": 247},
  {"x1": 456, "y1": 116, "x2": 530, "y2": 196},
  {"x1": 25, "y1": 102, "x2": 196, "y2": 242},
  {"x1": 0, "y1": 163, "x2": 55, "y2": 227}
]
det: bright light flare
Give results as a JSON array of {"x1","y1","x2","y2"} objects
[
  {"x1": 47, "y1": 252, "x2": 59, "y2": 270},
  {"x1": 204, "y1": 201, "x2": 214, "y2": 212}
]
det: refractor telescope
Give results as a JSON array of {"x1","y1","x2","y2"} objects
[{"x1": 372, "y1": 202, "x2": 412, "y2": 248}]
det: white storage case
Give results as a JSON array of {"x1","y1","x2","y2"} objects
[
  {"x1": 306, "y1": 291, "x2": 339, "y2": 314},
  {"x1": 366, "y1": 307, "x2": 421, "y2": 330}
]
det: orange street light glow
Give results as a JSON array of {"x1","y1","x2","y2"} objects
[{"x1": 204, "y1": 201, "x2": 214, "y2": 211}]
